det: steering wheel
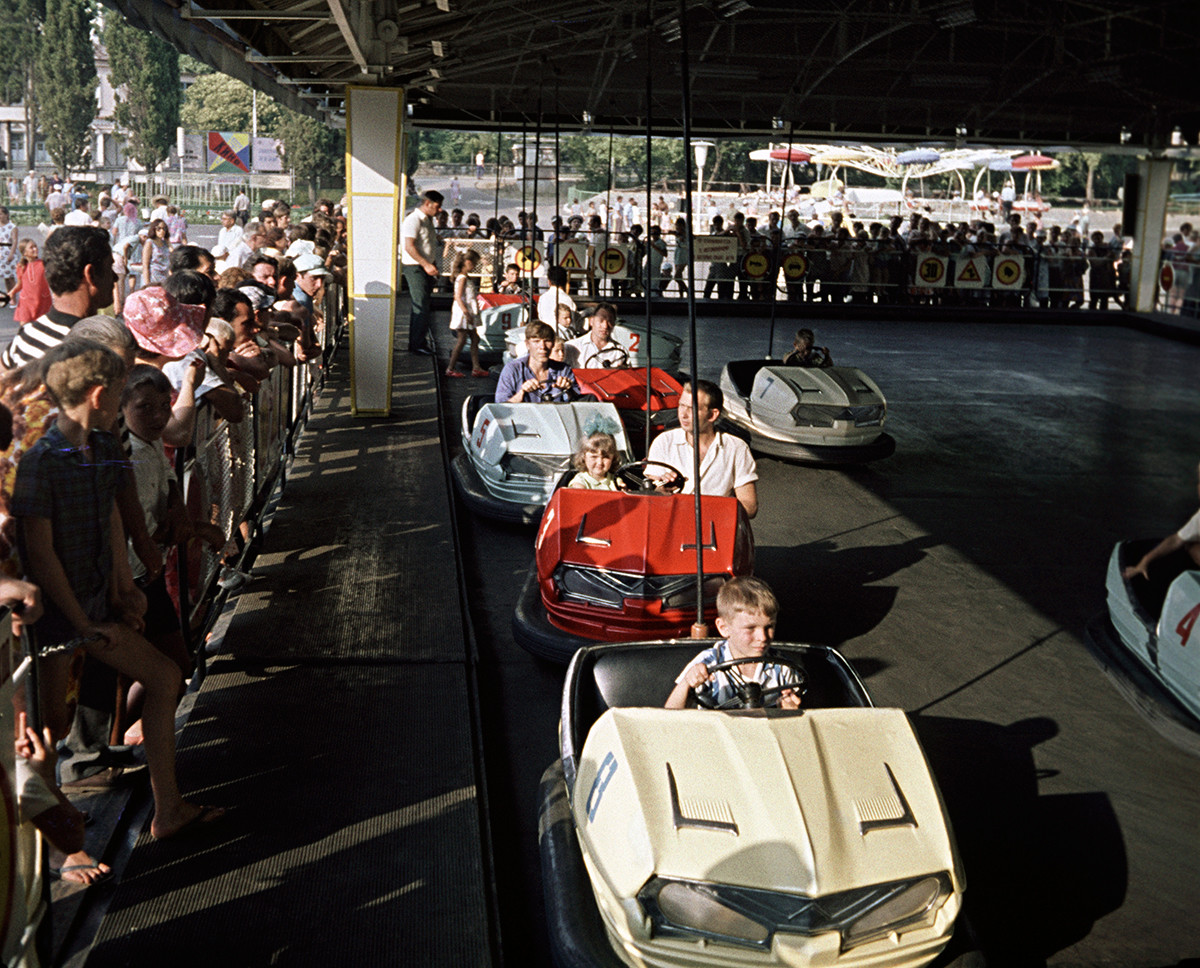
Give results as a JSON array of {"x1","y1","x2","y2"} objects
[
  {"x1": 691, "y1": 653, "x2": 809, "y2": 710},
  {"x1": 616, "y1": 459, "x2": 686, "y2": 494}
]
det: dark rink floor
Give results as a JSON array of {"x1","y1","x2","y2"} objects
[{"x1": 441, "y1": 311, "x2": 1200, "y2": 968}]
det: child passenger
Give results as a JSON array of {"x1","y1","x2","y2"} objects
[
  {"x1": 665, "y1": 576, "x2": 803, "y2": 710},
  {"x1": 1123, "y1": 459, "x2": 1200, "y2": 579},
  {"x1": 567, "y1": 432, "x2": 621, "y2": 490}
]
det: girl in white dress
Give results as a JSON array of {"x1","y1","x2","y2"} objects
[{"x1": 445, "y1": 250, "x2": 486, "y2": 377}]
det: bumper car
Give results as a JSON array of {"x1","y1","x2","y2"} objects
[
  {"x1": 505, "y1": 318, "x2": 683, "y2": 373},
  {"x1": 512, "y1": 463, "x2": 754, "y2": 661},
  {"x1": 450, "y1": 396, "x2": 631, "y2": 525},
  {"x1": 1085, "y1": 540, "x2": 1200, "y2": 756},
  {"x1": 572, "y1": 368, "x2": 682, "y2": 457},
  {"x1": 476, "y1": 292, "x2": 532, "y2": 353},
  {"x1": 539, "y1": 639, "x2": 967, "y2": 968},
  {"x1": 719, "y1": 360, "x2": 896, "y2": 465}
]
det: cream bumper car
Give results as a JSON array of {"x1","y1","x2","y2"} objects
[
  {"x1": 539, "y1": 641, "x2": 968, "y2": 968},
  {"x1": 719, "y1": 360, "x2": 895, "y2": 465}
]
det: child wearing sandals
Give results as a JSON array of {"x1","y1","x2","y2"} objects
[{"x1": 445, "y1": 250, "x2": 487, "y2": 378}]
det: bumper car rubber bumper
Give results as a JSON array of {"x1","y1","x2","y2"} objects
[
  {"x1": 450, "y1": 452, "x2": 545, "y2": 526},
  {"x1": 1083, "y1": 612, "x2": 1200, "y2": 759},
  {"x1": 725, "y1": 422, "x2": 897, "y2": 465},
  {"x1": 538, "y1": 760, "x2": 628, "y2": 968},
  {"x1": 512, "y1": 564, "x2": 595, "y2": 663}
]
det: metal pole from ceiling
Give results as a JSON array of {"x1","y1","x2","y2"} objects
[{"x1": 677, "y1": 0, "x2": 706, "y2": 638}]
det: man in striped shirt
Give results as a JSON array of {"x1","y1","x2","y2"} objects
[{"x1": 1, "y1": 226, "x2": 116, "y2": 370}]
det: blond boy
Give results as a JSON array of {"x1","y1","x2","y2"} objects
[{"x1": 665, "y1": 576, "x2": 802, "y2": 710}]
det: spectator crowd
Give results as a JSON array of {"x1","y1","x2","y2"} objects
[{"x1": 0, "y1": 187, "x2": 346, "y2": 918}]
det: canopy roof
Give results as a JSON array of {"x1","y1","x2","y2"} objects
[{"x1": 101, "y1": 0, "x2": 1200, "y2": 148}]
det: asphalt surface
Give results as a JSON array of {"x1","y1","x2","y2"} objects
[{"x1": 438, "y1": 313, "x2": 1200, "y2": 968}]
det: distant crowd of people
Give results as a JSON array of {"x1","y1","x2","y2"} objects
[{"x1": 415, "y1": 186, "x2": 1199, "y2": 309}]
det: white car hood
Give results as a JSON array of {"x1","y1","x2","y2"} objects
[
  {"x1": 468, "y1": 401, "x2": 628, "y2": 463},
  {"x1": 574, "y1": 707, "x2": 958, "y2": 901}
]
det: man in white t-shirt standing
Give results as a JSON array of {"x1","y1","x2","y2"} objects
[
  {"x1": 401, "y1": 189, "x2": 444, "y2": 354},
  {"x1": 647, "y1": 379, "x2": 758, "y2": 518}
]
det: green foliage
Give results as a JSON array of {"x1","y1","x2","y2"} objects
[
  {"x1": 275, "y1": 107, "x2": 343, "y2": 202},
  {"x1": 178, "y1": 54, "x2": 213, "y2": 76},
  {"x1": 0, "y1": 0, "x2": 41, "y2": 105},
  {"x1": 180, "y1": 72, "x2": 285, "y2": 136},
  {"x1": 36, "y1": 0, "x2": 95, "y2": 174},
  {"x1": 104, "y1": 15, "x2": 180, "y2": 171}
]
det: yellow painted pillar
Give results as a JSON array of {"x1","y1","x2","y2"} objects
[{"x1": 345, "y1": 85, "x2": 405, "y2": 415}]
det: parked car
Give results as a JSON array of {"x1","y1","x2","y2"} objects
[
  {"x1": 451, "y1": 397, "x2": 631, "y2": 525},
  {"x1": 512, "y1": 466, "x2": 754, "y2": 661},
  {"x1": 539, "y1": 639, "x2": 967, "y2": 968},
  {"x1": 719, "y1": 359, "x2": 895, "y2": 464}
]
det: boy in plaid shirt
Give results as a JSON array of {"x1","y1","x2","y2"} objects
[{"x1": 14, "y1": 339, "x2": 225, "y2": 839}]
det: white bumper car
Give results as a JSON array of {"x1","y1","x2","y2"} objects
[
  {"x1": 539, "y1": 640, "x2": 969, "y2": 968},
  {"x1": 719, "y1": 360, "x2": 895, "y2": 464},
  {"x1": 1086, "y1": 540, "x2": 1200, "y2": 756},
  {"x1": 450, "y1": 396, "x2": 631, "y2": 525}
]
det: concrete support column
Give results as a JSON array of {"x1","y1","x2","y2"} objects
[
  {"x1": 345, "y1": 85, "x2": 404, "y2": 415},
  {"x1": 1129, "y1": 157, "x2": 1172, "y2": 313}
]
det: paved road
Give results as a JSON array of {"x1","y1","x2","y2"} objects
[{"x1": 438, "y1": 313, "x2": 1200, "y2": 967}]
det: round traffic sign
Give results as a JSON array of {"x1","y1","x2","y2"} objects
[
  {"x1": 515, "y1": 245, "x2": 542, "y2": 272},
  {"x1": 599, "y1": 247, "x2": 626, "y2": 275},
  {"x1": 1160, "y1": 263, "x2": 1175, "y2": 291},
  {"x1": 916, "y1": 254, "x2": 945, "y2": 285},
  {"x1": 994, "y1": 257, "x2": 1022, "y2": 286},
  {"x1": 743, "y1": 252, "x2": 770, "y2": 278},
  {"x1": 782, "y1": 253, "x2": 808, "y2": 280}
]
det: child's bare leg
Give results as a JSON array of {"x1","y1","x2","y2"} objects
[
  {"x1": 469, "y1": 332, "x2": 481, "y2": 371},
  {"x1": 36, "y1": 651, "x2": 76, "y2": 742},
  {"x1": 446, "y1": 331, "x2": 467, "y2": 371},
  {"x1": 86, "y1": 625, "x2": 222, "y2": 838}
]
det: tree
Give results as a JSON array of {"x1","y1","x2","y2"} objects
[
  {"x1": 180, "y1": 72, "x2": 284, "y2": 136},
  {"x1": 275, "y1": 107, "x2": 343, "y2": 203},
  {"x1": 104, "y1": 15, "x2": 180, "y2": 171},
  {"x1": 37, "y1": 0, "x2": 95, "y2": 174},
  {"x1": 0, "y1": 0, "x2": 43, "y2": 171}
]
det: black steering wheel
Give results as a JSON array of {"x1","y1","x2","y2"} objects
[
  {"x1": 616, "y1": 459, "x2": 686, "y2": 494},
  {"x1": 691, "y1": 653, "x2": 809, "y2": 710}
]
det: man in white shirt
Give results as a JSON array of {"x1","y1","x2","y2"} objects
[
  {"x1": 44, "y1": 186, "x2": 66, "y2": 215},
  {"x1": 211, "y1": 211, "x2": 245, "y2": 270},
  {"x1": 537, "y1": 265, "x2": 576, "y2": 328},
  {"x1": 401, "y1": 189, "x2": 444, "y2": 353},
  {"x1": 647, "y1": 379, "x2": 758, "y2": 518},
  {"x1": 565, "y1": 304, "x2": 629, "y2": 368},
  {"x1": 63, "y1": 198, "x2": 92, "y2": 226}
]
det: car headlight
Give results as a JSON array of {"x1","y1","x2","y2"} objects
[
  {"x1": 552, "y1": 568, "x2": 726, "y2": 611},
  {"x1": 791, "y1": 404, "x2": 885, "y2": 428},
  {"x1": 638, "y1": 873, "x2": 951, "y2": 951},
  {"x1": 660, "y1": 574, "x2": 726, "y2": 610},
  {"x1": 499, "y1": 452, "x2": 570, "y2": 480},
  {"x1": 790, "y1": 404, "x2": 837, "y2": 428}
]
